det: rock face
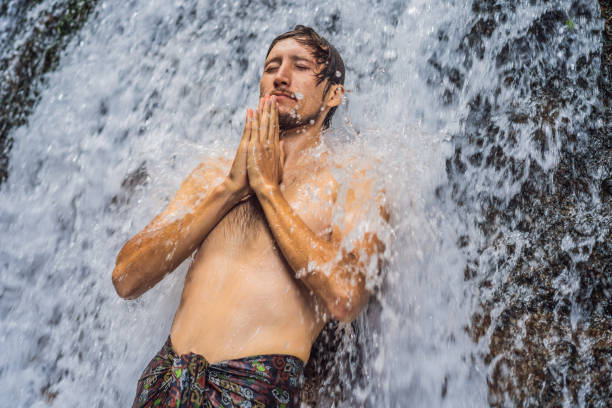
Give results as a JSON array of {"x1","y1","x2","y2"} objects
[
  {"x1": 444, "y1": 1, "x2": 611, "y2": 406},
  {"x1": 0, "y1": 0, "x2": 98, "y2": 184}
]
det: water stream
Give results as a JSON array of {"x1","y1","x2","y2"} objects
[{"x1": 0, "y1": 0, "x2": 609, "y2": 407}]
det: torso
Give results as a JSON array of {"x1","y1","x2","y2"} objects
[{"x1": 169, "y1": 157, "x2": 338, "y2": 364}]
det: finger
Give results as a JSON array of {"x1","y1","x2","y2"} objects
[
  {"x1": 261, "y1": 98, "x2": 270, "y2": 145},
  {"x1": 271, "y1": 99, "x2": 280, "y2": 180},
  {"x1": 268, "y1": 97, "x2": 277, "y2": 145},
  {"x1": 270, "y1": 101, "x2": 278, "y2": 176},
  {"x1": 263, "y1": 97, "x2": 272, "y2": 148},
  {"x1": 246, "y1": 109, "x2": 253, "y2": 144},
  {"x1": 257, "y1": 96, "x2": 264, "y2": 113},
  {"x1": 279, "y1": 139, "x2": 285, "y2": 182},
  {"x1": 253, "y1": 108, "x2": 261, "y2": 146},
  {"x1": 247, "y1": 126, "x2": 255, "y2": 169},
  {"x1": 271, "y1": 97, "x2": 279, "y2": 151},
  {"x1": 265, "y1": 97, "x2": 274, "y2": 145},
  {"x1": 254, "y1": 98, "x2": 263, "y2": 137}
]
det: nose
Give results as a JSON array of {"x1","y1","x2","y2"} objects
[{"x1": 273, "y1": 62, "x2": 291, "y2": 88}]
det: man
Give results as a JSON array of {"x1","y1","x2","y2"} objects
[{"x1": 113, "y1": 25, "x2": 386, "y2": 408}]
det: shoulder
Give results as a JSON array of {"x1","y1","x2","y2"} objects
[
  {"x1": 325, "y1": 141, "x2": 385, "y2": 206},
  {"x1": 166, "y1": 151, "x2": 231, "y2": 212},
  {"x1": 182, "y1": 152, "x2": 231, "y2": 189},
  {"x1": 322, "y1": 141, "x2": 390, "y2": 232}
]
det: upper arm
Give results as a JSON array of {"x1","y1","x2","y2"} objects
[
  {"x1": 327, "y1": 168, "x2": 390, "y2": 320},
  {"x1": 331, "y1": 169, "x2": 389, "y2": 266}
]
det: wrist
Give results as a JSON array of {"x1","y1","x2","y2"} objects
[
  {"x1": 253, "y1": 182, "x2": 281, "y2": 199},
  {"x1": 221, "y1": 178, "x2": 248, "y2": 205}
]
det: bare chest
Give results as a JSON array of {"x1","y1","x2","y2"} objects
[{"x1": 213, "y1": 170, "x2": 336, "y2": 247}]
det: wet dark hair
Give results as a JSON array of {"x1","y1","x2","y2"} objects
[{"x1": 266, "y1": 25, "x2": 345, "y2": 129}]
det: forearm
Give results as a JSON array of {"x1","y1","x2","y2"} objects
[
  {"x1": 256, "y1": 186, "x2": 366, "y2": 320},
  {"x1": 112, "y1": 180, "x2": 241, "y2": 299}
]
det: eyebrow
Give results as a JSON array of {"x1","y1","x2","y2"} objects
[{"x1": 264, "y1": 55, "x2": 314, "y2": 67}]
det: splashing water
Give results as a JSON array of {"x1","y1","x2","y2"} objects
[{"x1": 0, "y1": 0, "x2": 609, "y2": 407}]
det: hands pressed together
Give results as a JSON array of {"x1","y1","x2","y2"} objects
[{"x1": 227, "y1": 96, "x2": 284, "y2": 201}]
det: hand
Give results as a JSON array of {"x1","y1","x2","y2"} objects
[
  {"x1": 226, "y1": 109, "x2": 253, "y2": 201},
  {"x1": 247, "y1": 96, "x2": 284, "y2": 194}
]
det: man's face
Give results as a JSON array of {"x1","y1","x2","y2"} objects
[{"x1": 260, "y1": 38, "x2": 329, "y2": 130}]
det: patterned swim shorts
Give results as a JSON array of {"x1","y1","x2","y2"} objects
[{"x1": 132, "y1": 336, "x2": 304, "y2": 408}]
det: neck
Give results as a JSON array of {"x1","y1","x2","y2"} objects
[{"x1": 280, "y1": 121, "x2": 325, "y2": 167}]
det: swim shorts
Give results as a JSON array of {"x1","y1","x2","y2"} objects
[{"x1": 132, "y1": 336, "x2": 304, "y2": 408}]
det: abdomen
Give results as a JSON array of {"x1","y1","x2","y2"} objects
[{"x1": 170, "y1": 220, "x2": 320, "y2": 363}]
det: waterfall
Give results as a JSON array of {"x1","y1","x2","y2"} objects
[{"x1": 0, "y1": 0, "x2": 608, "y2": 406}]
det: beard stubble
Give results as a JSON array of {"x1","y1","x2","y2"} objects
[{"x1": 278, "y1": 105, "x2": 323, "y2": 131}]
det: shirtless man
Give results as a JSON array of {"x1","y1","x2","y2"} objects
[{"x1": 113, "y1": 25, "x2": 386, "y2": 408}]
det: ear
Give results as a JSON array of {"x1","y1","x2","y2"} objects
[{"x1": 325, "y1": 84, "x2": 345, "y2": 109}]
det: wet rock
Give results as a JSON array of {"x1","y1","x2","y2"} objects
[
  {"x1": 107, "y1": 162, "x2": 149, "y2": 211},
  {"x1": 602, "y1": 177, "x2": 612, "y2": 198},
  {"x1": 0, "y1": 0, "x2": 99, "y2": 184},
  {"x1": 447, "y1": 0, "x2": 611, "y2": 405}
]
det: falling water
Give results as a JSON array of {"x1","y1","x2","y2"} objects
[{"x1": 0, "y1": 0, "x2": 609, "y2": 407}]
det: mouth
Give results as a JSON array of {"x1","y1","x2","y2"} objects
[{"x1": 271, "y1": 92, "x2": 297, "y2": 102}]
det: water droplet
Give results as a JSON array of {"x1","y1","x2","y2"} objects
[
  {"x1": 294, "y1": 92, "x2": 303, "y2": 100},
  {"x1": 309, "y1": 119, "x2": 315, "y2": 125},
  {"x1": 335, "y1": 70, "x2": 342, "y2": 78}
]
